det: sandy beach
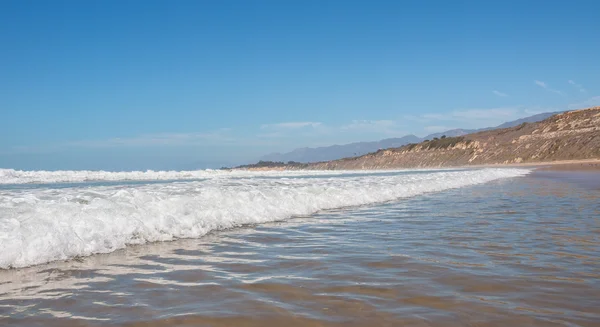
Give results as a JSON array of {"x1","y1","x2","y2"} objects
[
  {"x1": 238, "y1": 158, "x2": 600, "y2": 172},
  {"x1": 472, "y1": 158, "x2": 600, "y2": 171}
]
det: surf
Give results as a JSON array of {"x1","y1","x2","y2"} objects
[{"x1": 0, "y1": 168, "x2": 529, "y2": 269}]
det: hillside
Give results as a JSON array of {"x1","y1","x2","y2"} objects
[
  {"x1": 258, "y1": 112, "x2": 557, "y2": 163},
  {"x1": 304, "y1": 107, "x2": 599, "y2": 170}
]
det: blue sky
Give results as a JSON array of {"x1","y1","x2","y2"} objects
[{"x1": 1, "y1": 0, "x2": 599, "y2": 170}]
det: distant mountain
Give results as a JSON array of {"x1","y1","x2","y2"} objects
[
  {"x1": 422, "y1": 129, "x2": 476, "y2": 140},
  {"x1": 494, "y1": 112, "x2": 558, "y2": 129},
  {"x1": 423, "y1": 112, "x2": 559, "y2": 140},
  {"x1": 260, "y1": 135, "x2": 421, "y2": 163},
  {"x1": 258, "y1": 112, "x2": 560, "y2": 163}
]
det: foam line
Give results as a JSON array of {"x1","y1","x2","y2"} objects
[{"x1": 0, "y1": 168, "x2": 529, "y2": 268}]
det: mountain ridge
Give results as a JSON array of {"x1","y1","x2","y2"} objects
[{"x1": 258, "y1": 112, "x2": 558, "y2": 163}]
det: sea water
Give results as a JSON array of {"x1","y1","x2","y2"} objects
[{"x1": 1, "y1": 168, "x2": 599, "y2": 326}]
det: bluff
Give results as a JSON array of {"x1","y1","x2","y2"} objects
[
  {"x1": 258, "y1": 112, "x2": 556, "y2": 163},
  {"x1": 304, "y1": 107, "x2": 600, "y2": 170}
]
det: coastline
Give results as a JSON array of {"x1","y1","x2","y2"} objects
[
  {"x1": 236, "y1": 158, "x2": 600, "y2": 172},
  {"x1": 466, "y1": 158, "x2": 600, "y2": 171},
  {"x1": 475, "y1": 158, "x2": 600, "y2": 191},
  {"x1": 238, "y1": 107, "x2": 600, "y2": 173}
]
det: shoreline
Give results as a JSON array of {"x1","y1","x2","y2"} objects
[
  {"x1": 236, "y1": 158, "x2": 600, "y2": 172},
  {"x1": 464, "y1": 158, "x2": 600, "y2": 171}
]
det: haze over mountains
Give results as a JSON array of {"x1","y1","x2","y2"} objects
[
  {"x1": 307, "y1": 107, "x2": 600, "y2": 170},
  {"x1": 259, "y1": 112, "x2": 558, "y2": 163}
]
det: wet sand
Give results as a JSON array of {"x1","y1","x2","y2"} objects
[
  {"x1": 536, "y1": 161, "x2": 600, "y2": 171},
  {"x1": 468, "y1": 158, "x2": 600, "y2": 170},
  {"x1": 530, "y1": 160, "x2": 600, "y2": 190},
  {"x1": 531, "y1": 171, "x2": 600, "y2": 191},
  {"x1": 1, "y1": 171, "x2": 599, "y2": 326},
  {"x1": 241, "y1": 159, "x2": 600, "y2": 172}
]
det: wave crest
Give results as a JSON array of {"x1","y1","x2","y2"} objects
[{"x1": 0, "y1": 168, "x2": 529, "y2": 268}]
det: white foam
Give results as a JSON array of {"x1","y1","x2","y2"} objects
[
  {"x1": 0, "y1": 168, "x2": 239, "y2": 184},
  {"x1": 0, "y1": 168, "x2": 529, "y2": 269},
  {"x1": 0, "y1": 168, "x2": 406, "y2": 185}
]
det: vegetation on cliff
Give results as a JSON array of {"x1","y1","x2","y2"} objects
[
  {"x1": 236, "y1": 107, "x2": 600, "y2": 170},
  {"x1": 313, "y1": 107, "x2": 600, "y2": 169},
  {"x1": 404, "y1": 136, "x2": 472, "y2": 151}
]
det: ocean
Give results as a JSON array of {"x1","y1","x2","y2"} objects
[{"x1": 0, "y1": 168, "x2": 598, "y2": 326}]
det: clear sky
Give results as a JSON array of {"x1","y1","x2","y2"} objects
[{"x1": 1, "y1": 0, "x2": 598, "y2": 170}]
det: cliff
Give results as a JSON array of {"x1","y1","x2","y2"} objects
[
  {"x1": 257, "y1": 112, "x2": 557, "y2": 164},
  {"x1": 304, "y1": 107, "x2": 600, "y2": 170}
]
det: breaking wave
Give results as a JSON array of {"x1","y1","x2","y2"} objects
[
  {"x1": 0, "y1": 168, "x2": 357, "y2": 185},
  {"x1": 0, "y1": 168, "x2": 529, "y2": 269}
]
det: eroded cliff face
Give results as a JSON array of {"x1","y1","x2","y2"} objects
[{"x1": 306, "y1": 107, "x2": 600, "y2": 170}]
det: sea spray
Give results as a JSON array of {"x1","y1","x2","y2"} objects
[
  {"x1": 0, "y1": 168, "x2": 529, "y2": 268},
  {"x1": 0, "y1": 168, "x2": 415, "y2": 185}
]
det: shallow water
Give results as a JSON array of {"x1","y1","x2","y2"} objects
[{"x1": 1, "y1": 170, "x2": 599, "y2": 326}]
